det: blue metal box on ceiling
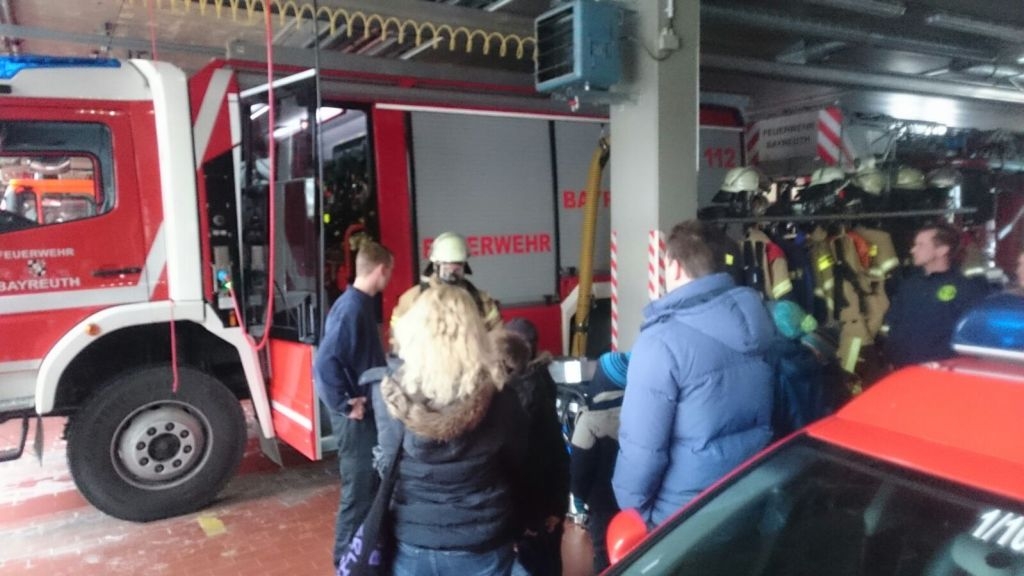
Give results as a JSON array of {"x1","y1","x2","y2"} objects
[{"x1": 535, "y1": 0, "x2": 622, "y2": 93}]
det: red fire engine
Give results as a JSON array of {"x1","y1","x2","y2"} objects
[{"x1": 0, "y1": 55, "x2": 741, "y2": 521}]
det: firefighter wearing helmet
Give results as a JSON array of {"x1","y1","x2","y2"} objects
[{"x1": 390, "y1": 232, "x2": 502, "y2": 337}]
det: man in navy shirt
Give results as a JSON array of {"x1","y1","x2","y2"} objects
[
  {"x1": 314, "y1": 241, "x2": 393, "y2": 568},
  {"x1": 884, "y1": 222, "x2": 988, "y2": 368}
]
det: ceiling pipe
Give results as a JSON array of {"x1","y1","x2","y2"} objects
[
  {"x1": 702, "y1": 53, "x2": 1024, "y2": 105},
  {"x1": 776, "y1": 40, "x2": 848, "y2": 64},
  {"x1": 702, "y1": 4, "x2": 993, "y2": 63},
  {"x1": 925, "y1": 13, "x2": 1024, "y2": 44},
  {"x1": 484, "y1": 0, "x2": 518, "y2": 11},
  {"x1": 961, "y1": 64, "x2": 1024, "y2": 80},
  {"x1": 399, "y1": 0, "x2": 517, "y2": 60},
  {"x1": 798, "y1": 0, "x2": 906, "y2": 19}
]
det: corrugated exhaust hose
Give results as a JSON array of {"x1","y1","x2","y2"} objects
[{"x1": 571, "y1": 136, "x2": 610, "y2": 357}]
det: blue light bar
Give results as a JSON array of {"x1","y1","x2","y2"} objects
[
  {"x1": 0, "y1": 56, "x2": 121, "y2": 80},
  {"x1": 953, "y1": 294, "x2": 1024, "y2": 361}
]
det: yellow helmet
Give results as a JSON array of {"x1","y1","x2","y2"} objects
[
  {"x1": 429, "y1": 232, "x2": 469, "y2": 263},
  {"x1": 893, "y1": 166, "x2": 927, "y2": 191}
]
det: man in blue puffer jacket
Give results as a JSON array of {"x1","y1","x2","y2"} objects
[{"x1": 613, "y1": 220, "x2": 776, "y2": 527}]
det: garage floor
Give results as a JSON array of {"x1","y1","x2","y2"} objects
[
  {"x1": 0, "y1": 410, "x2": 599, "y2": 576},
  {"x1": 0, "y1": 410, "x2": 338, "y2": 576}
]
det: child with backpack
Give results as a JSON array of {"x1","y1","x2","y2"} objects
[{"x1": 568, "y1": 351, "x2": 630, "y2": 574}]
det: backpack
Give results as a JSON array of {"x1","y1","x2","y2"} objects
[
  {"x1": 554, "y1": 380, "x2": 625, "y2": 449},
  {"x1": 767, "y1": 338, "x2": 839, "y2": 439}
]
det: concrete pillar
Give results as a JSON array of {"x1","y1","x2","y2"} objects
[{"x1": 610, "y1": 0, "x2": 700, "y2": 349}]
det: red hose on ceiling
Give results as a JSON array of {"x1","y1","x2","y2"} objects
[{"x1": 253, "y1": 3, "x2": 277, "y2": 351}]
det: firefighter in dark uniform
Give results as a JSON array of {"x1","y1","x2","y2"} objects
[
  {"x1": 391, "y1": 232, "x2": 501, "y2": 344},
  {"x1": 883, "y1": 222, "x2": 988, "y2": 368}
]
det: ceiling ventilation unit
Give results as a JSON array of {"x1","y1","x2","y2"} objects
[{"x1": 535, "y1": 0, "x2": 622, "y2": 93}]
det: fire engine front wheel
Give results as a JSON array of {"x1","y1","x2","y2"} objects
[{"x1": 67, "y1": 365, "x2": 246, "y2": 522}]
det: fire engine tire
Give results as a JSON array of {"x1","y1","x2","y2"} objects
[{"x1": 66, "y1": 364, "x2": 246, "y2": 522}]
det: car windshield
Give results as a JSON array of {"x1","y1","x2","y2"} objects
[{"x1": 610, "y1": 437, "x2": 1024, "y2": 576}]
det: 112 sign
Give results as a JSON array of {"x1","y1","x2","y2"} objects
[{"x1": 704, "y1": 147, "x2": 737, "y2": 169}]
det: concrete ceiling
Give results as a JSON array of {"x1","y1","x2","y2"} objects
[{"x1": 3, "y1": 0, "x2": 1024, "y2": 113}]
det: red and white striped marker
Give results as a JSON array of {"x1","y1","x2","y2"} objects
[
  {"x1": 658, "y1": 232, "x2": 667, "y2": 296},
  {"x1": 647, "y1": 229, "x2": 666, "y2": 301},
  {"x1": 816, "y1": 107, "x2": 859, "y2": 170},
  {"x1": 816, "y1": 107, "x2": 842, "y2": 167},
  {"x1": 610, "y1": 230, "x2": 618, "y2": 351},
  {"x1": 745, "y1": 121, "x2": 760, "y2": 165}
]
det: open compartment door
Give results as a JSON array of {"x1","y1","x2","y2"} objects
[
  {"x1": 239, "y1": 70, "x2": 331, "y2": 461},
  {"x1": 266, "y1": 339, "x2": 322, "y2": 460}
]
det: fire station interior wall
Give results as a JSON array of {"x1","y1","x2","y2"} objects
[
  {"x1": 556, "y1": 124, "x2": 742, "y2": 276},
  {"x1": 555, "y1": 121, "x2": 612, "y2": 275},
  {"x1": 410, "y1": 111, "x2": 558, "y2": 306}
]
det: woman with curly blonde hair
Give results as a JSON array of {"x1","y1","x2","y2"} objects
[{"x1": 370, "y1": 284, "x2": 528, "y2": 576}]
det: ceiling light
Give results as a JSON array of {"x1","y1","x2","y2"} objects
[
  {"x1": 249, "y1": 103, "x2": 269, "y2": 120},
  {"x1": 926, "y1": 13, "x2": 1024, "y2": 44},
  {"x1": 800, "y1": 0, "x2": 906, "y2": 19}
]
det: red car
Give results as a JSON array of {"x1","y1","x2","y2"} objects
[{"x1": 605, "y1": 295, "x2": 1024, "y2": 575}]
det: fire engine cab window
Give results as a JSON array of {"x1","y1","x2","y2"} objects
[{"x1": 0, "y1": 122, "x2": 111, "y2": 233}]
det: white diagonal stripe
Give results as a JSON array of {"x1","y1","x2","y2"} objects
[
  {"x1": 819, "y1": 109, "x2": 842, "y2": 135},
  {"x1": 193, "y1": 69, "x2": 233, "y2": 167},
  {"x1": 271, "y1": 400, "x2": 313, "y2": 431}
]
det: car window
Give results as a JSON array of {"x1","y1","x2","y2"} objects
[
  {"x1": 612, "y1": 438, "x2": 1024, "y2": 576},
  {"x1": 0, "y1": 121, "x2": 112, "y2": 233}
]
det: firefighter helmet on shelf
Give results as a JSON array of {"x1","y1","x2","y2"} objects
[
  {"x1": 719, "y1": 167, "x2": 767, "y2": 194},
  {"x1": 854, "y1": 156, "x2": 879, "y2": 172},
  {"x1": 809, "y1": 166, "x2": 847, "y2": 187},
  {"x1": 429, "y1": 232, "x2": 469, "y2": 263},
  {"x1": 853, "y1": 168, "x2": 887, "y2": 196},
  {"x1": 927, "y1": 167, "x2": 961, "y2": 189},
  {"x1": 713, "y1": 167, "x2": 768, "y2": 210},
  {"x1": 893, "y1": 166, "x2": 927, "y2": 191},
  {"x1": 799, "y1": 166, "x2": 848, "y2": 213}
]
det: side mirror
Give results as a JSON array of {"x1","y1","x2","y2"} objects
[{"x1": 606, "y1": 508, "x2": 648, "y2": 565}]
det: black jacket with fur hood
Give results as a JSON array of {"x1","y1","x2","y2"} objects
[{"x1": 368, "y1": 363, "x2": 529, "y2": 551}]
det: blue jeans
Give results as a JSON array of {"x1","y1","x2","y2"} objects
[{"x1": 392, "y1": 542, "x2": 514, "y2": 576}]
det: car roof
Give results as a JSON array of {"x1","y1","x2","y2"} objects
[{"x1": 806, "y1": 358, "x2": 1024, "y2": 502}]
